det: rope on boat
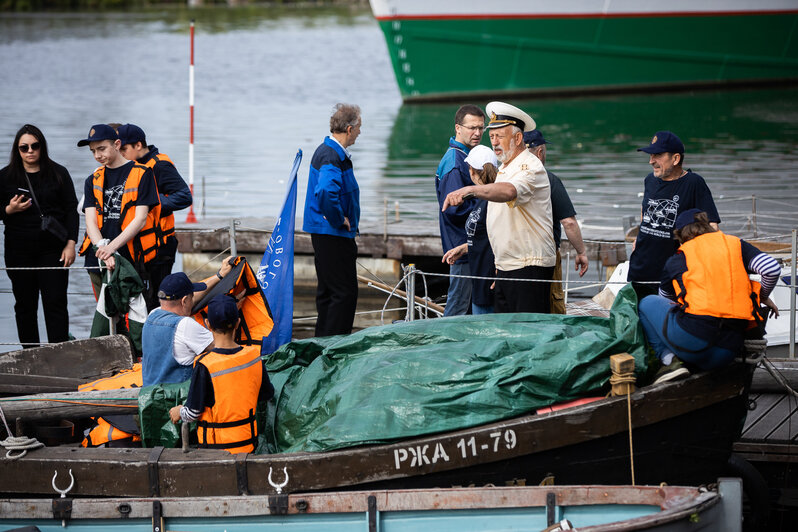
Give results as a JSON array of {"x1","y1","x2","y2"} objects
[
  {"x1": 185, "y1": 246, "x2": 232, "y2": 277},
  {"x1": 0, "y1": 404, "x2": 43, "y2": 460}
]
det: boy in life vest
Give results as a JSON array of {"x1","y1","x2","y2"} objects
[
  {"x1": 638, "y1": 209, "x2": 781, "y2": 384},
  {"x1": 77, "y1": 124, "x2": 161, "y2": 298},
  {"x1": 118, "y1": 124, "x2": 192, "y2": 309},
  {"x1": 169, "y1": 294, "x2": 274, "y2": 454}
]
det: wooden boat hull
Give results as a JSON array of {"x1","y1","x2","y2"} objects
[
  {"x1": 0, "y1": 481, "x2": 742, "y2": 531},
  {"x1": 0, "y1": 364, "x2": 752, "y2": 498}
]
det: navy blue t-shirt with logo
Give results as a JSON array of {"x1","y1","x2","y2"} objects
[
  {"x1": 83, "y1": 161, "x2": 158, "y2": 266},
  {"x1": 628, "y1": 170, "x2": 720, "y2": 282}
]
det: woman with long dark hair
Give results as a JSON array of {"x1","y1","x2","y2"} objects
[{"x1": 0, "y1": 124, "x2": 79, "y2": 347}]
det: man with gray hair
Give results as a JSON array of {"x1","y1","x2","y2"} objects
[
  {"x1": 443, "y1": 102, "x2": 555, "y2": 314},
  {"x1": 303, "y1": 103, "x2": 362, "y2": 336}
]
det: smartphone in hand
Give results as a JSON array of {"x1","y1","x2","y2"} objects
[{"x1": 16, "y1": 188, "x2": 30, "y2": 199}]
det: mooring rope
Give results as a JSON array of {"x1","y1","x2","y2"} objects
[{"x1": 0, "y1": 404, "x2": 43, "y2": 460}]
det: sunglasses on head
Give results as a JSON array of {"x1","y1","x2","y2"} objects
[{"x1": 18, "y1": 142, "x2": 41, "y2": 152}]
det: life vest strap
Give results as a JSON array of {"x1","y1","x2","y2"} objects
[
  {"x1": 197, "y1": 410, "x2": 256, "y2": 429},
  {"x1": 197, "y1": 436, "x2": 258, "y2": 450}
]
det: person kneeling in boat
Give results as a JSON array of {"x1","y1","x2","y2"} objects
[
  {"x1": 638, "y1": 208, "x2": 780, "y2": 384},
  {"x1": 141, "y1": 258, "x2": 233, "y2": 387},
  {"x1": 169, "y1": 294, "x2": 275, "y2": 454}
]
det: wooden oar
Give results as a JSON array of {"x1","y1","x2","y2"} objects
[
  {"x1": 0, "y1": 388, "x2": 139, "y2": 422},
  {"x1": 357, "y1": 275, "x2": 445, "y2": 314}
]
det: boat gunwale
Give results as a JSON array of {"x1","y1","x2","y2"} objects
[{"x1": 0, "y1": 484, "x2": 718, "y2": 520}]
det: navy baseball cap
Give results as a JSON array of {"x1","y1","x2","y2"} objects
[
  {"x1": 523, "y1": 129, "x2": 550, "y2": 148},
  {"x1": 117, "y1": 123, "x2": 146, "y2": 146},
  {"x1": 637, "y1": 131, "x2": 685, "y2": 154},
  {"x1": 674, "y1": 208, "x2": 704, "y2": 231},
  {"x1": 206, "y1": 295, "x2": 239, "y2": 329},
  {"x1": 158, "y1": 272, "x2": 206, "y2": 300},
  {"x1": 77, "y1": 124, "x2": 119, "y2": 147}
]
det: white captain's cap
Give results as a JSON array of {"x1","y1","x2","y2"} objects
[{"x1": 485, "y1": 102, "x2": 536, "y2": 132}]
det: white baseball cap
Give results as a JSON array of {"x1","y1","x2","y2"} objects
[{"x1": 464, "y1": 145, "x2": 499, "y2": 170}]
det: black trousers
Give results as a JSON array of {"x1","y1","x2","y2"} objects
[
  {"x1": 311, "y1": 233, "x2": 358, "y2": 337},
  {"x1": 494, "y1": 265, "x2": 554, "y2": 314},
  {"x1": 144, "y1": 239, "x2": 178, "y2": 311},
  {"x1": 5, "y1": 246, "x2": 70, "y2": 346}
]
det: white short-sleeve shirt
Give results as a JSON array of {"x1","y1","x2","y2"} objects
[
  {"x1": 487, "y1": 149, "x2": 556, "y2": 270},
  {"x1": 173, "y1": 316, "x2": 214, "y2": 365}
]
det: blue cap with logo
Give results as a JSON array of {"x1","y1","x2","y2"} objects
[
  {"x1": 117, "y1": 124, "x2": 147, "y2": 146},
  {"x1": 77, "y1": 124, "x2": 119, "y2": 147},
  {"x1": 637, "y1": 131, "x2": 685, "y2": 154},
  {"x1": 523, "y1": 129, "x2": 550, "y2": 148},
  {"x1": 674, "y1": 208, "x2": 704, "y2": 231},
  {"x1": 206, "y1": 294, "x2": 239, "y2": 329},
  {"x1": 158, "y1": 272, "x2": 206, "y2": 300}
]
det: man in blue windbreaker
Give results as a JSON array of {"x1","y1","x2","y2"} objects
[
  {"x1": 302, "y1": 104, "x2": 362, "y2": 337},
  {"x1": 436, "y1": 104, "x2": 485, "y2": 316}
]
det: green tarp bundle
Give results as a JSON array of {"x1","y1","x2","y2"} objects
[{"x1": 139, "y1": 285, "x2": 649, "y2": 453}]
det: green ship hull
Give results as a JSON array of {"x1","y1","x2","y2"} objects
[{"x1": 375, "y1": 13, "x2": 798, "y2": 101}]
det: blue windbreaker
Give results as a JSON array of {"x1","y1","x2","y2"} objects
[{"x1": 302, "y1": 137, "x2": 360, "y2": 238}]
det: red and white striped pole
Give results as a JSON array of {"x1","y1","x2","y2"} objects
[{"x1": 185, "y1": 19, "x2": 198, "y2": 223}]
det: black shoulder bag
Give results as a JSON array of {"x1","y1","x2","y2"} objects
[{"x1": 23, "y1": 172, "x2": 69, "y2": 243}]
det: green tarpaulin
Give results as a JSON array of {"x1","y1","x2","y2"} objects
[{"x1": 139, "y1": 285, "x2": 649, "y2": 453}]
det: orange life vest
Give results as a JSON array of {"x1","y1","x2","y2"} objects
[
  {"x1": 78, "y1": 363, "x2": 143, "y2": 392},
  {"x1": 192, "y1": 257, "x2": 275, "y2": 347},
  {"x1": 81, "y1": 416, "x2": 141, "y2": 447},
  {"x1": 194, "y1": 345, "x2": 263, "y2": 454},
  {"x1": 143, "y1": 153, "x2": 177, "y2": 247},
  {"x1": 672, "y1": 231, "x2": 761, "y2": 320},
  {"x1": 79, "y1": 164, "x2": 161, "y2": 265},
  {"x1": 79, "y1": 363, "x2": 143, "y2": 447}
]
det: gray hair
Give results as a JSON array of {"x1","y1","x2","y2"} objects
[{"x1": 330, "y1": 103, "x2": 361, "y2": 134}]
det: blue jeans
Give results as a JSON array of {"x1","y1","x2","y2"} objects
[
  {"x1": 638, "y1": 295, "x2": 736, "y2": 371},
  {"x1": 444, "y1": 262, "x2": 472, "y2": 316},
  {"x1": 472, "y1": 302, "x2": 494, "y2": 315}
]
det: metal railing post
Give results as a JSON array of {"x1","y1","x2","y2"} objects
[
  {"x1": 106, "y1": 265, "x2": 116, "y2": 335},
  {"x1": 405, "y1": 264, "x2": 416, "y2": 321},
  {"x1": 564, "y1": 250, "x2": 571, "y2": 306},
  {"x1": 229, "y1": 219, "x2": 238, "y2": 256},
  {"x1": 790, "y1": 229, "x2": 796, "y2": 359}
]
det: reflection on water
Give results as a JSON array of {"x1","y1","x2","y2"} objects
[{"x1": 0, "y1": 7, "x2": 797, "y2": 349}]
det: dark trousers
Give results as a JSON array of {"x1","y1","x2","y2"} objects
[
  {"x1": 143, "y1": 237, "x2": 178, "y2": 312},
  {"x1": 311, "y1": 233, "x2": 358, "y2": 337},
  {"x1": 494, "y1": 265, "x2": 554, "y2": 314},
  {"x1": 6, "y1": 246, "x2": 70, "y2": 346}
]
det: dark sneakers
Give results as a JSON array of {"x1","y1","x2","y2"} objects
[{"x1": 653, "y1": 359, "x2": 690, "y2": 385}]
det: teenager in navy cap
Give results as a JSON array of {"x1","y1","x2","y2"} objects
[
  {"x1": 627, "y1": 131, "x2": 720, "y2": 298},
  {"x1": 169, "y1": 294, "x2": 275, "y2": 454},
  {"x1": 117, "y1": 124, "x2": 192, "y2": 309},
  {"x1": 77, "y1": 123, "x2": 161, "y2": 306}
]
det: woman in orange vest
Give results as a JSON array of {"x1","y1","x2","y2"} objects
[
  {"x1": 638, "y1": 209, "x2": 780, "y2": 384},
  {"x1": 169, "y1": 294, "x2": 274, "y2": 454}
]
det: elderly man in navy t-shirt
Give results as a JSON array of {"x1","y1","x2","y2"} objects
[{"x1": 628, "y1": 131, "x2": 720, "y2": 297}]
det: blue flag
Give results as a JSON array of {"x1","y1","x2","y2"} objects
[{"x1": 257, "y1": 150, "x2": 302, "y2": 354}]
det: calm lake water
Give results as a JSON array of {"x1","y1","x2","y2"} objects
[{"x1": 1, "y1": 6, "x2": 797, "y2": 349}]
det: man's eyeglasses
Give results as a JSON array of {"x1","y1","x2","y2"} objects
[
  {"x1": 18, "y1": 142, "x2": 41, "y2": 152},
  {"x1": 458, "y1": 124, "x2": 485, "y2": 133}
]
